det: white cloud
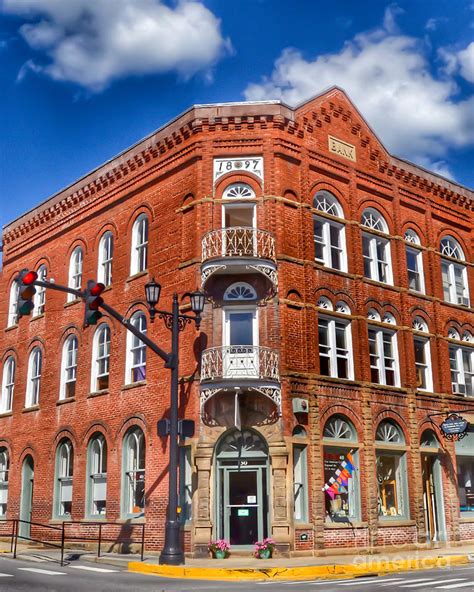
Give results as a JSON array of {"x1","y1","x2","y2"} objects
[
  {"x1": 4, "y1": 0, "x2": 231, "y2": 91},
  {"x1": 244, "y1": 6, "x2": 474, "y2": 175},
  {"x1": 457, "y1": 42, "x2": 474, "y2": 83}
]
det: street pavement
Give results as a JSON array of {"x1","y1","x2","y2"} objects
[{"x1": 0, "y1": 554, "x2": 474, "y2": 591}]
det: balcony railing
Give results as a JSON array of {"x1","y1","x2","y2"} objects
[
  {"x1": 202, "y1": 227, "x2": 276, "y2": 263},
  {"x1": 200, "y1": 346, "x2": 279, "y2": 382}
]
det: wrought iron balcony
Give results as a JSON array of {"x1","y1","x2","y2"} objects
[
  {"x1": 201, "y1": 227, "x2": 277, "y2": 300},
  {"x1": 200, "y1": 345, "x2": 279, "y2": 383}
]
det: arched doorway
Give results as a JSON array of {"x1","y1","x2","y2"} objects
[
  {"x1": 421, "y1": 429, "x2": 446, "y2": 542},
  {"x1": 215, "y1": 429, "x2": 269, "y2": 547},
  {"x1": 19, "y1": 456, "x2": 34, "y2": 540}
]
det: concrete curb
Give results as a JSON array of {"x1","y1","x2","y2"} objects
[{"x1": 128, "y1": 555, "x2": 470, "y2": 581}]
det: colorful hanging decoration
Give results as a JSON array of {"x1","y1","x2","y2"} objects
[{"x1": 322, "y1": 450, "x2": 355, "y2": 498}]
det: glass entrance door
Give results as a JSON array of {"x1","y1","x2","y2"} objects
[
  {"x1": 19, "y1": 456, "x2": 34, "y2": 540},
  {"x1": 222, "y1": 204, "x2": 256, "y2": 257},
  {"x1": 422, "y1": 454, "x2": 445, "y2": 542}
]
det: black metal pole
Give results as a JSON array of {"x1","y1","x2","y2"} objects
[{"x1": 159, "y1": 294, "x2": 184, "y2": 565}]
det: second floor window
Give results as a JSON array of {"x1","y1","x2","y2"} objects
[
  {"x1": 7, "y1": 281, "x2": 19, "y2": 327},
  {"x1": 361, "y1": 208, "x2": 392, "y2": 284},
  {"x1": 440, "y1": 237, "x2": 469, "y2": 306},
  {"x1": 68, "y1": 247, "x2": 83, "y2": 301},
  {"x1": 98, "y1": 232, "x2": 113, "y2": 287},
  {"x1": 368, "y1": 312, "x2": 399, "y2": 387},
  {"x1": 405, "y1": 230, "x2": 424, "y2": 293},
  {"x1": 126, "y1": 312, "x2": 147, "y2": 384},
  {"x1": 318, "y1": 312, "x2": 353, "y2": 379},
  {"x1": 131, "y1": 214, "x2": 149, "y2": 275},
  {"x1": 91, "y1": 325, "x2": 110, "y2": 392},
  {"x1": 60, "y1": 336, "x2": 78, "y2": 400},
  {"x1": 449, "y1": 331, "x2": 474, "y2": 396},
  {"x1": 412, "y1": 317, "x2": 433, "y2": 392},
  {"x1": 33, "y1": 265, "x2": 47, "y2": 316},
  {"x1": 55, "y1": 439, "x2": 74, "y2": 518},
  {"x1": 313, "y1": 191, "x2": 346, "y2": 271},
  {"x1": 26, "y1": 347, "x2": 42, "y2": 407},
  {"x1": 1, "y1": 357, "x2": 15, "y2": 413}
]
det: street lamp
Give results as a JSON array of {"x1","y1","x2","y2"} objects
[{"x1": 144, "y1": 282, "x2": 205, "y2": 565}]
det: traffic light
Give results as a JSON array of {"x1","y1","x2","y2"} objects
[
  {"x1": 16, "y1": 269, "x2": 38, "y2": 319},
  {"x1": 84, "y1": 280, "x2": 105, "y2": 327}
]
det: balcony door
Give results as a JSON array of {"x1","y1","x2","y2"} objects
[
  {"x1": 222, "y1": 203, "x2": 256, "y2": 257},
  {"x1": 223, "y1": 307, "x2": 258, "y2": 378}
]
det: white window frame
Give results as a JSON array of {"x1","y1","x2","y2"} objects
[
  {"x1": 54, "y1": 440, "x2": 73, "y2": 518},
  {"x1": 406, "y1": 246, "x2": 425, "y2": 293},
  {"x1": 368, "y1": 327, "x2": 400, "y2": 387},
  {"x1": 131, "y1": 215, "x2": 149, "y2": 275},
  {"x1": 67, "y1": 247, "x2": 83, "y2": 302},
  {"x1": 33, "y1": 265, "x2": 47, "y2": 316},
  {"x1": 179, "y1": 446, "x2": 193, "y2": 523},
  {"x1": 318, "y1": 315, "x2": 353, "y2": 379},
  {"x1": 87, "y1": 434, "x2": 107, "y2": 518},
  {"x1": 293, "y1": 443, "x2": 309, "y2": 522},
  {"x1": 98, "y1": 232, "x2": 113, "y2": 287},
  {"x1": 59, "y1": 336, "x2": 78, "y2": 400},
  {"x1": 440, "y1": 237, "x2": 470, "y2": 306},
  {"x1": 362, "y1": 233, "x2": 392, "y2": 284},
  {"x1": 26, "y1": 347, "x2": 42, "y2": 407},
  {"x1": 91, "y1": 325, "x2": 111, "y2": 392},
  {"x1": 313, "y1": 216, "x2": 347, "y2": 271},
  {"x1": 450, "y1": 344, "x2": 474, "y2": 396},
  {"x1": 1, "y1": 357, "x2": 15, "y2": 413},
  {"x1": 125, "y1": 312, "x2": 147, "y2": 385},
  {"x1": 122, "y1": 428, "x2": 146, "y2": 518},
  {"x1": 0, "y1": 449, "x2": 8, "y2": 518},
  {"x1": 413, "y1": 335, "x2": 433, "y2": 392},
  {"x1": 7, "y1": 281, "x2": 19, "y2": 327}
]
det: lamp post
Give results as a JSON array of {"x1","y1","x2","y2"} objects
[{"x1": 145, "y1": 279, "x2": 205, "y2": 565}]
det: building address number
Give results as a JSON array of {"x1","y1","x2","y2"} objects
[{"x1": 213, "y1": 156, "x2": 264, "y2": 184}]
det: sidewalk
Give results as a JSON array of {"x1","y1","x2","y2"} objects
[{"x1": 2, "y1": 540, "x2": 474, "y2": 581}]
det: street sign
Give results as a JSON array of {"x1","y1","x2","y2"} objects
[{"x1": 440, "y1": 413, "x2": 469, "y2": 440}]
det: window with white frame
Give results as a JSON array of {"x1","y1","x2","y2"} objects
[
  {"x1": 440, "y1": 237, "x2": 470, "y2": 306},
  {"x1": 376, "y1": 420, "x2": 409, "y2": 519},
  {"x1": 293, "y1": 426, "x2": 309, "y2": 522},
  {"x1": 412, "y1": 317, "x2": 433, "y2": 392},
  {"x1": 91, "y1": 325, "x2": 110, "y2": 392},
  {"x1": 60, "y1": 336, "x2": 78, "y2": 400},
  {"x1": 0, "y1": 448, "x2": 8, "y2": 517},
  {"x1": 131, "y1": 214, "x2": 149, "y2": 275},
  {"x1": 449, "y1": 329, "x2": 474, "y2": 396},
  {"x1": 317, "y1": 300, "x2": 353, "y2": 379},
  {"x1": 125, "y1": 312, "x2": 147, "y2": 384},
  {"x1": 122, "y1": 427, "x2": 145, "y2": 517},
  {"x1": 26, "y1": 347, "x2": 42, "y2": 407},
  {"x1": 33, "y1": 265, "x2": 47, "y2": 316},
  {"x1": 313, "y1": 191, "x2": 346, "y2": 271},
  {"x1": 7, "y1": 281, "x2": 19, "y2": 327},
  {"x1": 54, "y1": 439, "x2": 73, "y2": 518},
  {"x1": 98, "y1": 232, "x2": 113, "y2": 287},
  {"x1": 1, "y1": 357, "x2": 15, "y2": 413},
  {"x1": 361, "y1": 208, "x2": 392, "y2": 284},
  {"x1": 87, "y1": 434, "x2": 107, "y2": 517},
  {"x1": 404, "y1": 230, "x2": 425, "y2": 293},
  {"x1": 179, "y1": 446, "x2": 193, "y2": 523},
  {"x1": 67, "y1": 247, "x2": 83, "y2": 302},
  {"x1": 368, "y1": 312, "x2": 399, "y2": 387}
]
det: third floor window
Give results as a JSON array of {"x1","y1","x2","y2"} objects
[
  {"x1": 361, "y1": 208, "x2": 392, "y2": 285},
  {"x1": 98, "y1": 232, "x2": 113, "y2": 287},
  {"x1": 440, "y1": 237, "x2": 470, "y2": 307},
  {"x1": 313, "y1": 191, "x2": 346, "y2": 272},
  {"x1": 131, "y1": 215, "x2": 149, "y2": 275}
]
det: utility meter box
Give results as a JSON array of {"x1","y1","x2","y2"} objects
[{"x1": 292, "y1": 398, "x2": 309, "y2": 414}]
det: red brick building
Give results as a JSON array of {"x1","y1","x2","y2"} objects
[{"x1": 1, "y1": 87, "x2": 473, "y2": 556}]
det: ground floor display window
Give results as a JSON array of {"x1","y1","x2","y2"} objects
[
  {"x1": 322, "y1": 415, "x2": 360, "y2": 523},
  {"x1": 456, "y1": 427, "x2": 474, "y2": 515}
]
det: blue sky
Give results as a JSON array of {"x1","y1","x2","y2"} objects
[{"x1": 1, "y1": 0, "x2": 473, "y2": 231}]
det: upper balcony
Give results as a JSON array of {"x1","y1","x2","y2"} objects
[{"x1": 201, "y1": 227, "x2": 277, "y2": 301}]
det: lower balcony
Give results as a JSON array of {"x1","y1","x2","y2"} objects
[{"x1": 200, "y1": 346, "x2": 281, "y2": 427}]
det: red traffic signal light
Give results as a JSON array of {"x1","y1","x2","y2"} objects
[
  {"x1": 16, "y1": 269, "x2": 38, "y2": 318},
  {"x1": 84, "y1": 280, "x2": 105, "y2": 327}
]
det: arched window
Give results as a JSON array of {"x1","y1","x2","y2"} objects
[
  {"x1": 440, "y1": 236, "x2": 469, "y2": 306},
  {"x1": 125, "y1": 312, "x2": 147, "y2": 384},
  {"x1": 456, "y1": 426, "x2": 474, "y2": 515},
  {"x1": 292, "y1": 426, "x2": 308, "y2": 522},
  {"x1": 323, "y1": 415, "x2": 359, "y2": 522},
  {"x1": 222, "y1": 183, "x2": 255, "y2": 200},
  {"x1": 67, "y1": 247, "x2": 83, "y2": 302},
  {"x1": 412, "y1": 318, "x2": 433, "y2": 391},
  {"x1": 449, "y1": 328, "x2": 474, "y2": 396},
  {"x1": 224, "y1": 282, "x2": 257, "y2": 301},
  {"x1": 91, "y1": 325, "x2": 111, "y2": 392},
  {"x1": 368, "y1": 312, "x2": 399, "y2": 387},
  {"x1": 420, "y1": 429, "x2": 439, "y2": 448},
  {"x1": 313, "y1": 191, "x2": 346, "y2": 271},
  {"x1": 404, "y1": 230, "x2": 425, "y2": 293},
  {"x1": 59, "y1": 336, "x2": 78, "y2": 400},
  {"x1": 130, "y1": 214, "x2": 149, "y2": 275},
  {"x1": 122, "y1": 427, "x2": 145, "y2": 517},
  {"x1": 33, "y1": 265, "x2": 47, "y2": 316},
  {"x1": 376, "y1": 420, "x2": 408, "y2": 519},
  {"x1": 87, "y1": 434, "x2": 107, "y2": 517},
  {"x1": 54, "y1": 439, "x2": 74, "y2": 518},
  {"x1": 0, "y1": 448, "x2": 9, "y2": 517},
  {"x1": 7, "y1": 281, "x2": 19, "y2": 327},
  {"x1": 98, "y1": 232, "x2": 113, "y2": 287},
  {"x1": 25, "y1": 347, "x2": 42, "y2": 407},
  {"x1": 361, "y1": 208, "x2": 392, "y2": 284},
  {"x1": 318, "y1": 307, "x2": 353, "y2": 380},
  {"x1": 1, "y1": 357, "x2": 15, "y2": 413}
]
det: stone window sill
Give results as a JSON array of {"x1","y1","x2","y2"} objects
[
  {"x1": 88, "y1": 390, "x2": 109, "y2": 398},
  {"x1": 126, "y1": 271, "x2": 148, "y2": 283},
  {"x1": 22, "y1": 405, "x2": 39, "y2": 413},
  {"x1": 31, "y1": 314, "x2": 45, "y2": 322},
  {"x1": 325, "y1": 521, "x2": 367, "y2": 529},
  {"x1": 377, "y1": 519, "x2": 415, "y2": 527},
  {"x1": 4, "y1": 325, "x2": 18, "y2": 333},
  {"x1": 64, "y1": 299, "x2": 80, "y2": 308},
  {"x1": 0, "y1": 411, "x2": 13, "y2": 418},
  {"x1": 122, "y1": 381, "x2": 147, "y2": 392},
  {"x1": 57, "y1": 397, "x2": 75, "y2": 406}
]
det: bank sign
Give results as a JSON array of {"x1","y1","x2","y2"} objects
[{"x1": 440, "y1": 413, "x2": 469, "y2": 440}]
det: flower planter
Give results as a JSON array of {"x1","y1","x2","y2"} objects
[
  {"x1": 258, "y1": 548, "x2": 272, "y2": 559},
  {"x1": 214, "y1": 550, "x2": 227, "y2": 559}
]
